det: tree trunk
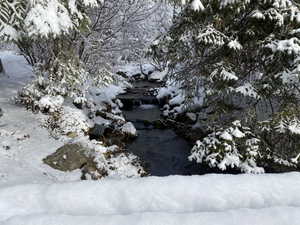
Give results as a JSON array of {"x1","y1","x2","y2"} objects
[{"x1": 0, "y1": 58, "x2": 3, "y2": 73}]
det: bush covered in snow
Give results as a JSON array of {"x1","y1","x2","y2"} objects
[
  {"x1": 42, "y1": 106, "x2": 94, "y2": 138},
  {"x1": 38, "y1": 95, "x2": 64, "y2": 113},
  {"x1": 190, "y1": 112, "x2": 300, "y2": 173},
  {"x1": 189, "y1": 121, "x2": 264, "y2": 174},
  {"x1": 256, "y1": 105, "x2": 300, "y2": 169}
]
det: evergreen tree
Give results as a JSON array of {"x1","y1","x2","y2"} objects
[{"x1": 153, "y1": 0, "x2": 300, "y2": 172}]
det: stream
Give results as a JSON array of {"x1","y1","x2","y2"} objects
[{"x1": 119, "y1": 80, "x2": 203, "y2": 176}]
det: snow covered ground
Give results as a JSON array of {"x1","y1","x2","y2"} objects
[
  {"x1": 0, "y1": 51, "x2": 83, "y2": 187},
  {"x1": 1, "y1": 51, "x2": 300, "y2": 225},
  {"x1": 1, "y1": 174, "x2": 300, "y2": 224}
]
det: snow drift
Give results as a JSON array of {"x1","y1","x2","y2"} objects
[{"x1": 1, "y1": 173, "x2": 300, "y2": 224}]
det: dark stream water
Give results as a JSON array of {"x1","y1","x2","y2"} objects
[{"x1": 119, "y1": 81, "x2": 203, "y2": 176}]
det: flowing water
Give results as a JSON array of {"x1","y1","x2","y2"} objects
[{"x1": 119, "y1": 81, "x2": 203, "y2": 176}]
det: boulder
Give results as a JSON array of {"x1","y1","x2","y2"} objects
[
  {"x1": 0, "y1": 108, "x2": 3, "y2": 118},
  {"x1": 43, "y1": 143, "x2": 91, "y2": 171},
  {"x1": 88, "y1": 123, "x2": 111, "y2": 140},
  {"x1": 43, "y1": 143, "x2": 107, "y2": 180}
]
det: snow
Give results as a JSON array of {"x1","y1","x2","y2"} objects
[
  {"x1": 90, "y1": 84, "x2": 127, "y2": 105},
  {"x1": 38, "y1": 95, "x2": 64, "y2": 112},
  {"x1": 148, "y1": 69, "x2": 168, "y2": 81},
  {"x1": 190, "y1": 121, "x2": 265, "y2": 174},
  {"x1": 191, "y1": 0, "x2": 205, "y2": 11},
  {"x1": 169, "y1": 94, "x2": 185, "y2": 106},
  {"x1": 288, "y1": 122, "x2": 300, "y2": 134},
  {"x1": 235, "y1": 82, "x2": 260, "y2": 99},
  {"x1": 1, "y1": 0, "x2": 99, "y2": 40},
  {"x1": 266, "y1": 38, "x2": 300, "y2": 55},
  {"x1": 228, "y1": 39, "x2": 243, "y2": 50},
  {"x1": 220, "y1": 131, "x2": 233, "y2": 141},
  {"x1": 232, "y1": 127, "x2": 245, "y2": 138},
  {"x1": 0, "y1": 49, "x2": 149, "y2": 195},
  {"x1": 157, "y1": 79, "x2": 204, "y2": 118},
  {"x1": 251, "y1": 10, "x2": 265, "y2": 19},
  {"x1": 115, "y1": 63, "x2": 155, "y2": 78},
  {"x1": 46, "y1": 106, "x2": 94, "y2": 137},
  {"x1": 1, "y1": 173, "x2": 300, "y2": 224},
  {"x1": 0, "y1": 51, "x2": 84, "y2": 186},
  {"x1": 218, "y1": 69, "x2": 238, "y2": 81},
  {"x1": 275, "y1": 118, "x2": 300, "y2": 135},
  {"x1": 1, "y1": 51, "x2": 300, "y2": 225},
  {"x1": 197, "y1": 27, "x2": 226, "y2": 46},
  {"x1": 156, "y1": 82, "x2": 180, "y2": 100},
  {"x1": 121, "y1": 122, "x2": 137, "y2": 137},
  {"x1": 1, "y1": 208, "x2": 300, "y2": 225},
  {"x1": 25, "y1": 1, "x2": 74, "y2": 37}
]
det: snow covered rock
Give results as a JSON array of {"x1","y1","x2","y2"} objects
[
  {"x1": 43, "y1": 143, "x2": 110, "y2": 180},
  {"x1": 43, "y1": 142, "x2": 145, "y2": 180},
  {"x1": 43, "y1": 142, "x2": 146, "y2": 180},
  {"x1": 121, "y1": 122, "x2": 137, "y2": 137},
  {"x1": 115, "y1": 63, "x2": 155, "y2": 80},
  {"x1": 148, "y1": 69, "x2": 167, "y2": 82}
]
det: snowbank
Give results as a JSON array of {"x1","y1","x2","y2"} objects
[
  {"x1": 2, "y1": 207, "x2": 300, "y2": 225},
  {"x1": 1, "y1": 173, "x2": 300, "y2": 224}
]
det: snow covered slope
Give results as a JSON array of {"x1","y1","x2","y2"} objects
[
  {"x1": 0, "y1": 51, "x2": 82, "y2": 187},
  {"x1": 1, "y1": 173, "x2": 300, "y2": 224}
]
